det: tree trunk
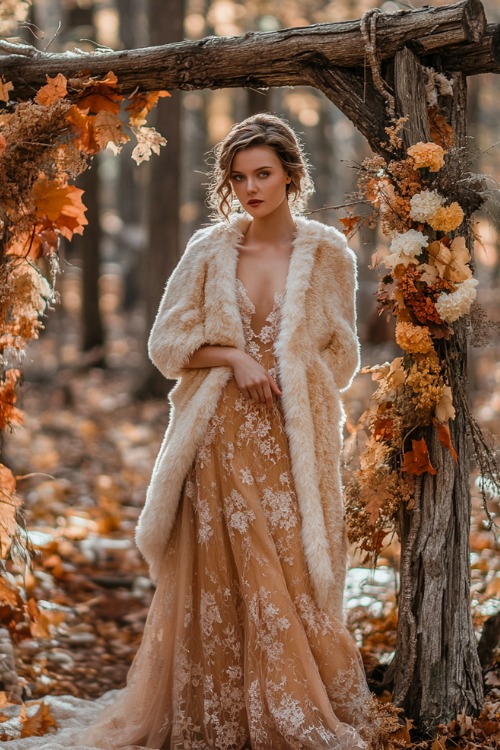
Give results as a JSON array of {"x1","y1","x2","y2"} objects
[
  {"x1": 391, "y1": 49, "x2": 483, "y2": 735},
  {"x1": 75, "y1": 162, "x2": 106, "y2": 359},
  {"x1": 136, "y1": 0, "x2": 185, "y2": 398}
]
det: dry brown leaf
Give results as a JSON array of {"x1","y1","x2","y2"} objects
[
  {"x1": 433, "y1": 419, "x2": 458, "y2": 463},
  {"x1": 125, "y1": 89, "x2": 171, "y2": 127},
  {"x1": 35, "y1": 74, "x2": 68, "y2": 106},
  {"x1": 66, "y1": 105, "x2": 99, "y2": 154},
  {"x1": 20, "y1": 701, "x2": 58, "y2": 738},
  {"x1": 131, "y1": 125, "x2": 167, "y2": 165},
  {"x1": 93, "y1": 110, "x2": 130, "y2": 153},
  {"x1": 338, "y1": 215, "x2": 363, "y2": 237},
  {"x1": 401, "y1": 438, "x2": 437, "y2": 475},
  {"x1": 75, "y1": 70, "x2": 123, "y2": 114},
  {"x1": 435, "y1": 385, "x2": 456, "y2": 423},
  {"x1": 0, "y1": 77, "x2": 14, "y2": 103}
]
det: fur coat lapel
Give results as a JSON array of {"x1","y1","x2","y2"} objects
[{"x1": 135, "y1": 214, "x2": 359, "y2": 616}]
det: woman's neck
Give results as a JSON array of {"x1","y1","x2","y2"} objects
[{"x1": 243, "y1": 202, "x2": 296, "y2": 246}]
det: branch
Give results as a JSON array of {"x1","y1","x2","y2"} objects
[
  {"x1": 0, "y1": 0, "x2": 487, "y2": 100},
  {"x1": 440, "y1": 23, "x2": 500, "y2": 74}
]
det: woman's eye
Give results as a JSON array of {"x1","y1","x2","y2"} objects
[
  {"x1": 231, "y1": 175, "x2": 243, "y2": 182},
  {"x1": 259, "y1": 172, "x2": 269, "y2": 178}
]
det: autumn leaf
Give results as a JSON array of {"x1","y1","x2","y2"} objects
[
  {"x1": 433, "y1": 419, "x2": 458, "y2": 463},
  {"x1": 32, "y1": 177, "x2": 88, "y2": 239},
  {"x1": 446, "y1": 236, "x2": 472, "y2": 283},
  {"x1": 0, "y1": 78, "x2": 14, "y2": 103},
  {"x1": 131, "y1": 125, "x2": 167, "y2": 165},
  {"x1": 19, "y1": 701, "x2": 58, "y2": 738},
  {"x1": 125, "y1": 89, "x2": 171, "y2": 127},
  {"x1": 339, "y1": 215, "x2": 363, "y2": 237},
  {"x1": 75, "y1": 70, "x2": 123, "y2": 114},
  {"x1": 429, "y1": 107, "x2": 454, "y2": 149},
  {"x1": 401, "y1": 437, "x2": 437, "y2": 475},
  {"x1": 93, "y1": 110, "x2": 130, "y2": 153},
  {"x1": 66, "y1": 105, "x2": 99, "y2": 155},
  {"x1": 0, "y1": 462, "x2": 22, "y2": 557},
  {"x1": 427, "y1": 240, "x2": 451, "y2": 277},
  {"x1": 0, "y1": 371, "x2": 23, "y2": 430},
  {"x1": 435, "y1": 384, "x2": 456, "y2": 422},
  {"x1": 35, "y1": 73, "x2": 68, "y2": 106},
  {"x1": 4, "y1": 228, "x2": 44, "y2": 261}
]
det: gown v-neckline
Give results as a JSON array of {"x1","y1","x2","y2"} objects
[{"x1": 235, "y1": 278, "x2": 286, "y2": 339}]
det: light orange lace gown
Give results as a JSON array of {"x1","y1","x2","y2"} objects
[{"x1": 80, "y1": 280, "x2": 377, "y2": 750}]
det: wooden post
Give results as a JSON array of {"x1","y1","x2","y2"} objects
[{"x1": 391, "y1": 48, "x2": 484, "y2": 734}]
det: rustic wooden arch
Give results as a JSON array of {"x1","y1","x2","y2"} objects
[{"x1": 2, "y1": 0, "x2": 498, "y2": 736}]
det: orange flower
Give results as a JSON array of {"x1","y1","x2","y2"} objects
[
  {"x1": 407, "y1": 142, "x2": 445, "y2": 172},
  {"x1": 395, "y1": 321, "x2": 434, "y2": 354},
  {"x1": 429, "y1": 202, "x2": 464, "y2": 233}
]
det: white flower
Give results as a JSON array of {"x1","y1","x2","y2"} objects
[
  {"x1": 435, "y1": 278, "x2": 479, "y2": 323},
  {"x1": 409, "y1": 190, "x2": 445, "y2": 222},
  {"x1": 384, "y1": 229, "x2": 429, "y2": 269}
]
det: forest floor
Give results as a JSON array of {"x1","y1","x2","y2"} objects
[{"x1": 1, "y1": 264, "x2": 499, "y2": 746}]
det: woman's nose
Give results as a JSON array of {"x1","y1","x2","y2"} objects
[{"x1": 247, "y1": 178, "x2": 257, "y2": 193}]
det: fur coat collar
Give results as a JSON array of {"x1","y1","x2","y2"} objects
[{"x1": 135, "y1": 213, "x2": 360, "y2": 615}]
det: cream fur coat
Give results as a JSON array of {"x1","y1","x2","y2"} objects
[{"x1": 135, "y1": 213, "x2": 360, "y2": 615}]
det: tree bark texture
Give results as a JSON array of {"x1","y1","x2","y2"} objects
[
  {"x1": 392, "y1": 50, "x2": 483, "y2": 734},
  {"x1": 74, "y1": 162, "x2": 105, "y2": 358}
]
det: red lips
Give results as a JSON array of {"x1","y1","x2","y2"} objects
[{"x1": 248, "y1": 200, "x2": 263, "y2": 206}]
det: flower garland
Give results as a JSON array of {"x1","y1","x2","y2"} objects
[{"x1": 343, "y1": 73, "x2": 493, "y2": 557}]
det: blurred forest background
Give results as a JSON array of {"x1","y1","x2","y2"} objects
[{"x1": 0, "y1": 0, "x2": 498, "y2": 722}]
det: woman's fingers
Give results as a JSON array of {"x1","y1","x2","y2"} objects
[{"x1": 268, "y1": 374, "x2": 282, "y2": 396}]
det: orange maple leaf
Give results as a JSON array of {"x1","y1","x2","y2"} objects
[
  {"x1": 125, "y1": 89, "x2": 171, "y2": 127},
  {"x1": 35, "y1": 73, "x2": 68, "y2": 106},
  {"x1": 32, "y1": 177, "x2": 88, "y2": 239},
  {"x1": 401, "y1": 437, "x2": 437, "y2": 475},
  {"x1": 93, "y1": 110, "x2": 130, "y2": 152},
  {"x1": 432, "y1": 418, "x2": 458, "y2": 463},
  {"x1": 0, "y1": 77, "x2": 13, "y2": 103},
  {"x1": 75, "y1": 70, "x2": 123, "y2": 114},
  {"x1": 66, "y1": 105, "x2": 99, "y2": 154},
  {"x1": 338, "y1": 215, "x2": 363, "y2": 237}
]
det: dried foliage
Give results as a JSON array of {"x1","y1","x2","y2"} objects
[
  {"x1": 0, "y1": 69, "x2": 169, "y2": 638},
  {"x1": 343, "y1": 70, "x2": 499, "y2": 558}
]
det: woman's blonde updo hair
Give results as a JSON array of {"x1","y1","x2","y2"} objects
[{"x1": 208, "y1": 113, "x2": 314, "y2": 220}]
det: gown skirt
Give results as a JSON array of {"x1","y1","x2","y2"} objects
[{"x1": 76, "y1": 280, "x2": 378, "y2": 750}]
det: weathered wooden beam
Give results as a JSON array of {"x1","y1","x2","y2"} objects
[
  {"x1": 394, "y1": 48, "x2": 431, "y2": 149},
  {"x1": 0, "y1": 0, "x2": 487, "y2": 100},
  {"x1": 307, "y1": 66, "x2": 392, "y2": 158},
  {"x1": 441, "y1": 23, "x2": 500, "y2": 74}
]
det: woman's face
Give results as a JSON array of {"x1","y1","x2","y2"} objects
[{"x1": 229, "y1": 145, "x2": 291, "y2": 218}]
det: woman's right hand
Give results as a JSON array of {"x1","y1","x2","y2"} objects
[{"x1": 229, "y1": 349, "x2": 281, "y2": 408}]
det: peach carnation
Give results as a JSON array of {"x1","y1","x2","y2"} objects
[
  {"x1": 407, "y1": 142, "x2": 445, "y2": 172},
  {"x1": 409, "y1": 190, "x2": 444, "y2": 223},
  {"x1": 429, "y1": 202, "x2": 464, "y2": 233},
  {"x1": 395, "y1": 321, "x2": 434, "y2": 354},
  {"x1": 384, "y1": 229, "x2": 428, "y2": 269}
]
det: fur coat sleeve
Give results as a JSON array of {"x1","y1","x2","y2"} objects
[
  {"x1": 319, "y1": 238, "x2": 360, "y2": 392},
  {"x1": 148, "y1": 227, "x2": 210, "y2": 380}
]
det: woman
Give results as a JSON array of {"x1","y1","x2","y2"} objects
[{"x1": 8, "y1": 114, "x2": 379, "y2": 750}]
